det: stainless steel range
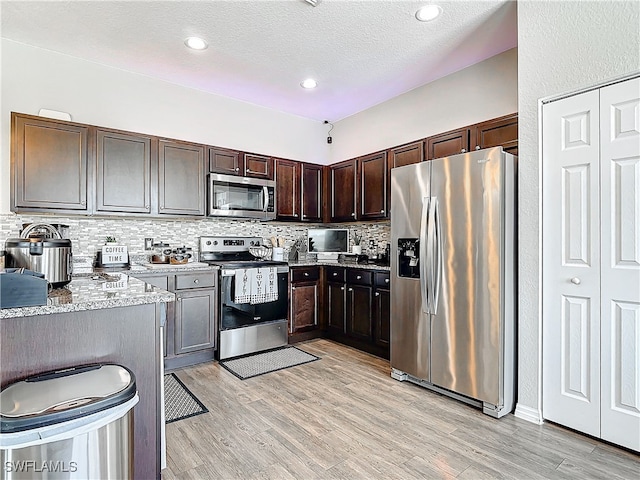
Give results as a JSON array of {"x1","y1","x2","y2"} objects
[{"x1": 199, "y1": 236, "x2": 289, "y2": 360}]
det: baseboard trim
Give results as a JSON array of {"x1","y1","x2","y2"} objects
[{"x1": 514, "y1": 403, "x2": 543, "y2": 425}]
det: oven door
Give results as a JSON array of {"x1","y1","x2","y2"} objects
[
  {"x1": 208, "y1": 173, "x2": 275, "y2": 220},
  {"x1": 219, "y1": 268, "x2": 288, "y2": 330}
]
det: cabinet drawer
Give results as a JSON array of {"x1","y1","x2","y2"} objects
[
  {"x1": 347, "y1": 269, "x2": 373, "y2": 285},
  {"x1": 175, "y1": 272, "x2": 215, "y2": 290},
  {"x1": 374, "y1": 271, "x2": 391, "y2": 288},
  {"x1": 326, "y1": 267, "x2": 346, "y2": 283},
  {"x1": 291, "y1": 266, "x2": 320, "y2": 283}
]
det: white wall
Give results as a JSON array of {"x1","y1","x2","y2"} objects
[
  {"x1": 0, "y1": 39, "x2": 328, "y2": 213},
  {"x1": 330, "y1": 48, "x2": 518, "y2": 162},
  {"x1": 516, "y1": 0, "x2": 640, "y2": 423}
]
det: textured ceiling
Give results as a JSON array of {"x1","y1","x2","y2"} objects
[{"x1": 1, "y1": 0, "x2": 517, "y2": 122}]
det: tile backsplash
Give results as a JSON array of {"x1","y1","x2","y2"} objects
[{"x1": 0, "y1": 213, "x2": 390, "y2": 261}]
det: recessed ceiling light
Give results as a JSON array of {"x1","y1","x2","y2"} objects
[
  {"x1": 300, "y1": 78, "x2": 318, "y2": 89},
  {"x1": 415, "y1": 5, "x2": 442, "y2": 22},
  {"x1": 184, "y1": 37, "x2": 208, "y2": 50}
]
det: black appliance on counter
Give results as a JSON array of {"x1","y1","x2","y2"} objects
[{"x1": 199, "y1": 236, "x2": 289, "y2": 360}]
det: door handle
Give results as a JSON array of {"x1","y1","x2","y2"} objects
[
  {"x1": 262, "y1": 186, "x2": 269, "y2": 212},
  {"x1": 570, "y1": 277, "x2": 581, "y2": 285},
  {"x1": 430, "y1": 197, "x2": 442, "y2": 315},
  {"x1": 419, "y1": 196, "x2": 430, "y2": 314}
]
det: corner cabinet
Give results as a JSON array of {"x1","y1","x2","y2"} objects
[
  {"x1": 158, "y1": 139, "x2": 206, "y2": 216},
  {"x1": 11, "y1": 113, "x2": 90, "y2": 213},
  {"x1": 329, "y1": 160, "x2": 357, "y2": 222}
]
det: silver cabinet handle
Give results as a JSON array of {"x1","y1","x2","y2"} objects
[
  {"x1": 304, "y1": 272, "x2": 309, "y2": 276},
  {"x1": 475, "y1": 145, "x2": 481, "y2": 150},
  {"x1": 571, "y1": 277, "x2": 581, "y2": 285},
  {"x1": 356, "y1": 275, "x2": 362, "y2": 279},
  {"x1": 385, "y1": 278, "x2": 389, "y2": 283},
  {"x1": 351, "y1": 213, "x2": 356, "y2": 217},
  {"x1": 348, "y1": 288, "x2": 353, "y2": 292},
  {"x1": 193, "y1": 279, "x2": 199, "y2": 284},
  {"x1": 341, "y1": 287, "x2": 345, "y2": 291},
  {"x1": 461, "y1": 148, "x2": 466, "y2": 153},
  {"x1": 294, "y1": 213, "x2": 299, "y2": 217},
  {"x1": 333, "y1": 272, "x2": 338, "y2": 276},
  {"x1": 235, "y1": 167, "x2": 240, "y2": 172},
  {"x1": 177, "y1": 297, "x2": 182, "y2": 302},
  {"x1": 380, "y1": 210, "x2": 385, "y2": 213},
  {"x1": 292, "y1": 286, "x2": 296, "y2": 290},
  {"x1": 375, "y1": 292, "x2": 380, "y2": 297},
  {"x1": 81, "y1": 200, "x2": 86, "y2": 205},
  {"x1": 145, "y1": 205, "x2": 150, "y2": 209},
  {"x1": 160, "y1": 204, "x2": 164, "y2": 209}
]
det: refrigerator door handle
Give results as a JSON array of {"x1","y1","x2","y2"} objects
[
  {"x1": 420, "y1": 196, "x2": 431, "y2": 314},
  {"x1": 431, "y1": 197, "x2": 443, "y2": 314}
]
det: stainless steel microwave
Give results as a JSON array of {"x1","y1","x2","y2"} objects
[{"x1": 208, "y1": 173, "x2": 276, "y2": 220}]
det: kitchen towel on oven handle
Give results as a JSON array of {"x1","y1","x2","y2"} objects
[{"x1": 233, "y1": 267, "x2": 278, "y2": 304}]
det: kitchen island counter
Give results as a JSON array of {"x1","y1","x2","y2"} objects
[{"x1": 0, "y1": 273, "x2": 175, "y2": 319}]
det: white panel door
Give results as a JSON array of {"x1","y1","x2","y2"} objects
[
  {"x1": 542, "y1": 90, "x2": 602, "y2": 437},
  {"x1": 600, "y1": 78, "x2": 640, "y2": 451}
]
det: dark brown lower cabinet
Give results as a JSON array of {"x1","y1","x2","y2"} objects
[
  {"x1": 324, "y1": 266, "x2": 389, "y2": 359},
  {"x1": 289, "y1": 266, "x2": 323, "y2": 342},
  {"x1": 132, "y1": 271, "x2": 217, "y2": 370}
]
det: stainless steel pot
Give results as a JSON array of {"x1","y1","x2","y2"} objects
[{"x1": 5, "y1": 238, "x2": 73, "y2": 287}]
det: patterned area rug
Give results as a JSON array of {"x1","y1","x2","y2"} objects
[
  {"x1": 219, "y1": 346, "x2": 320, "y2": 380},
  {"x1": 164, "y1": 373, "x2": 208, "y2": 423}
]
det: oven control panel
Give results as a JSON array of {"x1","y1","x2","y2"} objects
[{"x1": 199, "y1": 236, "x2": 262, "y2": 254}]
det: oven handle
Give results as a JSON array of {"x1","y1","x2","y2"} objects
[{"x1": 222, "y1": 266, "x2": 290, "y2": 276}]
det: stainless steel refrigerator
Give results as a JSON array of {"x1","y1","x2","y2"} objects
[{"x1": 390, "y1": 147, "x2": 516, "y2": 418}]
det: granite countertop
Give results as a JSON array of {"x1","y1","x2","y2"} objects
[
  {"x1": 288, "y1": 259, "x2": 391, "y2": 271},
  {"x1": 0, "y1": 273, "x2": 175, "y2": 319}
]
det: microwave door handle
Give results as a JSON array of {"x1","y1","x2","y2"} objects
[{"x1": 263, "y1": 186, "x2": 269, "y2": 212}]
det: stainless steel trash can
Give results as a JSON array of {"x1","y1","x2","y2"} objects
[{"x1": 0, "y1": 364, "x2": 138, "y2": 480}]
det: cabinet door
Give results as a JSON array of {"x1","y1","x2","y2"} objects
[
  {"x1": 426, "y1": 128, "x2": 470, "y2": 160},
  {"x1": 96, "y1": 129, "x2": 152, "y2": 213},
  {"x1": 158, "y1": 139, "x2": 205, "y2": 216},
  {"x1": 330, "y1": 160, "x2": 357, "y2": 222},
  {"x1": 471, "y1": 114, "x2": 518, "y2": 156},
  {"x1": 374, "y1": 288, "x2": 390, "y2": 348},
  {"x1": 327, "y1": 282, "x2": 346, "y2": 333},
  {"x1": 360, "y1": 152, "x2": 387, "y2": 219},
  {"x1": 290, "y1": 282, "x2": 319, "y2": 333},
  {"x1": 276, "y1": 159, "x2": 300, "y2": 220},
  {"x1": 174, "y1": 289, "x2": 216, "y2": 354},
  {"x1": 12, "y1": 114, "x2": 89, "y2": 212},
  {"x1": 346, "y1": 284, "x2": 373, "y2": 341},
  {"x1": 244, "y1": 154, "x2": 274, "y2": 179},
  {"x1": 390, "y1": 141, "x2": 424, "y2": 168},
  {"x1": 209, "y1": 147, "x2": 242, "y2": 175},
  {"x1": 301, "y1": 163, "x2": 323, "y2": 222}
]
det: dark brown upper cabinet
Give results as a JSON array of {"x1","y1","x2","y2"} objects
[
  {"x1": 426, "y1": 127, "x2": 470, "y2": 160},
  {"x1": 389, "y1": 141, "x2": 424, "y2": 169},
  {"x1": 301, "y1": 163, "x2": 323, "y2": 222},
  {"x1": 95, "y1": 129, "x2": 152, "y2": 214},
  {"x1": 329, "y1": 159, "x2": 357, "y2": 222},
  {"x1": 209, "y1": 147, "x2": 242, "y2": 175},
  {"x1": 471, "y1": 113, "x2": 519, "y2": 156},
  {"x1": 275, "y1": 158, "x2": 299, "y2": 220},
  {"x1": 158, "y1": 139, "x2": 206, "y2": 216},
  {"x1": 244, "y1": 153, "x2": 274, "y2": 180},
  {"x1": 12, "y1": 113, "x2": 89, "y2": 213},
  {"x1": 276, "y1": 159, "x2": 323, "y2": 222},
  {"x1": 359, "y1": 152, "x2": 387, "y2": 220}
]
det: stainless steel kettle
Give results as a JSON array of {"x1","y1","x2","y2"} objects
[{"x1": 5, "y1": 223, "x2": 73, "y2": 287}]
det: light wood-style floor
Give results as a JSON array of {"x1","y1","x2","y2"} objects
[{"x1": 163, "y1": 339, "x2": 639, "y2": 479}]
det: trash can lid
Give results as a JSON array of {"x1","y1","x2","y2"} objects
[{"x1": 1, "y1": 364, "x2": 137, "y2": 434}]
